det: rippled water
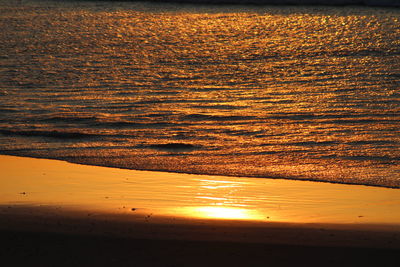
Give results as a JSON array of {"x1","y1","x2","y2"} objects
[{"x1": 0, "y1": 0, "x2": 399, "y2": 187}]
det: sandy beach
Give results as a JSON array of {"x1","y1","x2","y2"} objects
[{"x1": 0, "y1": 155, "x2": 399, "y2": 266}]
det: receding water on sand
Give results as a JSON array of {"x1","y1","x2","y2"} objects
[{"x1": 1, "y1": 155, "x2": 400, "y2": 226}]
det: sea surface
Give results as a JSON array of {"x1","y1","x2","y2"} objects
[{"x1": 0, "y1": 0, "x2": 399, "y2": 188}]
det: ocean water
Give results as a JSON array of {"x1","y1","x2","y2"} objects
[{"x1": 0, "y1": 0, "x2": 399, "y2": 188}]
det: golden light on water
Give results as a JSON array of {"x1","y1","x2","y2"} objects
[
  {"x1": 1, "y1": 2, "x2": 399, "y2": 188},
  {"x1": 167, "y1": 178, "x2": 267, "y2": 221}
]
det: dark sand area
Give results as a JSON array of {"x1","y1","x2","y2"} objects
[
  {"x1": 1, "y1": 230, "x2": 399, "y2": 267},
  {"x1": 0, "y1": 205, "x2": 399, "y2": 267}
]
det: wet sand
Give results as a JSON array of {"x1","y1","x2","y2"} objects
[{"x1": 0, "y1": 155, "x2": 399, "y2": 266}]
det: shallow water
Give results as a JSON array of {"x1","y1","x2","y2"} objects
[
  {"x1": 0, "y1": 0, "x2": 399, "y2": 187},
  {"x1": 2, "y1": 155, "x2": 400, "y2": 224}
]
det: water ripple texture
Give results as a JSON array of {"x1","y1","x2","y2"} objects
[{"x1": 0, "y1": 1, "x2": 399, "y2": 187}]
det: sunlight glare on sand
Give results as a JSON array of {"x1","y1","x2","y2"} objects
[{"x1": 178, "y1": 206, "x2": 265, "y2": 221}]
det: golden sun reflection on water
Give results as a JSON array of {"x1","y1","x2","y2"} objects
[{"x1": 176, "y1": 178, "x2": 262, "y2": 221}]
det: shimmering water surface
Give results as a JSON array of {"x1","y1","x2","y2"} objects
[{"x1": 0, "y1": 0, "x2": 399, "y2": 187}]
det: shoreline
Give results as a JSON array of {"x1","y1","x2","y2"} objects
[
  {"x1": 1, "y1": 154, "x2": 400, "y2": 265},
  {"x1": 1, "y1": 155, "x2": 400, "y2": 225},
  {"x1": 2, "y1": 152, "x2": 399, "y2": 190}
]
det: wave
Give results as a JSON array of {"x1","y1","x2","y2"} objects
[
  {"x1": 0, "y1": 129, "x2": 100, "y2": 139},
  {"x1": 182, "y1": 114, "x2": 256, "y2": 121},
  {"x1": 274, "y1": 141, "x2": 338, "y2": 146},
  {"x1": 35, "y1": 115, "x2": 191, "y2": 129},
  {"x1": 141, "y1": 143, "x2": 201, "y2": 152},
  {"x1": 93, "y1": 121, "x2": 190, "y2": 129},
  {"x1": 267, "y1": 112, "x2": 400, "y2": 121},
  {"x1": 40, "y1": 115, "x2": 99, "y2": 124}
]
